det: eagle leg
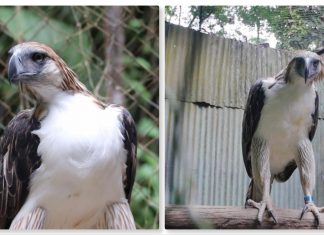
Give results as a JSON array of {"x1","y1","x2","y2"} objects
[
  {"x1": 249, "y1": 137, "x2": 277, "y2": 224},
  {"x1": 297, "y1": 140, "x2": 322, "y2": 227}
]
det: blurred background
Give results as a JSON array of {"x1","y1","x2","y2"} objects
[
  {"x1": 0, "y1": 6, "x2": 159, "y2": 229},
  {"x1": 165, "y1": 5, "x2": 324, "y2": 217}
]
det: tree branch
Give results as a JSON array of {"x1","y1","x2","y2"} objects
[{"x1": 165, "y1": 205, "x2": 324, "y2": 229}]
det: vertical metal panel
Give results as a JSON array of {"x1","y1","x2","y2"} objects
[
  {"x1": 166, "y1": 23, "x2": 324, "y2": 209},
  {"x1": 165, "y1": 23, "x2": 299, "y2": 110},
  {"x1": 166, "y1": 100, "x2": 249, "y2": 206}
]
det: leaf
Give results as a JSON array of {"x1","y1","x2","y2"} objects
[
  {"x1": 135, "y1": 57, "x2": 151, "y2": 72},
  {"x1": 123, "y1": 75, "x2": 152, "y2": 101},
  {"x1": 129, "y1": 19, "x2": 142, "y2": 28},
  {"x1": 137, "y1": 117, "x2": 159, "y2": 139}
]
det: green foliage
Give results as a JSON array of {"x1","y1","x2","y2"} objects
[
  {"x1": 131, "y1": 144, "x2": 159, "y2": 229},
  {"x1": 138, "y1": 117, "x2": 159, "y2": 139},
  {"x1": 266, "y1": 6, "x2": 324, "y2": 50},
  {"x1": 165, "y1": 6, "x2": 232, "y2": 34},
  {"x1": 236, "y1": 6, "x2": 270, "y2": 28},
  {"x1": 121, "y1": 8, "x2": 159, "y2": 228},
  {"x1": 129, "y1": 19, "x2": 142, "y2": 29},
  {"x1": 165, "y1": 5, "x2": 324, "y2": 50},
  {"x1": 165, "y1": 6, "x2": 178, "y2": 22},
  {"x1": 0, "y1": 6, "x2": 158, "y2": 229},
  {"x1": 236, "y1": 6, "x2": 272, "y2": 43}
]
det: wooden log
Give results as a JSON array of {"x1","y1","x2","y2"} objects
[{"x1": 165, "y1": 205, "x2": 324, "y2": 229}]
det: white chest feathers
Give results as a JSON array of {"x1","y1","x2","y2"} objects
[
  {"x1": 34, "y1": 93, "x2": 125, "y2": 170},
  {"x1": 256, "y1": 79, "x2": 316, "y2": 174},
  {"x1": 258, "y1": 79, "x2": 316, "y2": 142},
  {"x1": 23, "y1": 93, "x2": 127, "y2": 228}
]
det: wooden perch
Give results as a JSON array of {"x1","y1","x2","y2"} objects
[{"x1": 165, "y1": 205, "x2": 324, "y2": 229}]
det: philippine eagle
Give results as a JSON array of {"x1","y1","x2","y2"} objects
[
  {"x1": 0, "y1": 42, "x2": 137, "y2": 229},
  {"x1": 242, "y1": 50, "x2": 324, "y2": 226}
]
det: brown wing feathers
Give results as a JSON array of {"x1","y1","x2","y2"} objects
[
  {"x1": 0, "y1": 110, "x2": 41, "y2": 228},
  {"x1": 111, "y1": 105, "x2": 137, "y2": 202},
  {"x1": 242, "y1": 81, "x2": 265, "y2": 178}
]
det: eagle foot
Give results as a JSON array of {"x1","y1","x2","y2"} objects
[
  {"x1": 300, "y1": 202, "x2": 324, "y2": 228},
  {"x1": 246, "y1": 199, "x2": 278, "y2": 224}
]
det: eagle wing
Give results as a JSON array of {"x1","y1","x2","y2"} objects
[
  {"x1": 0, "y1": 110, "x2": 41, "y2": 228},
  {"x1": 110, "y1": 105, "x2": 137, "y2": 202},
  {"x1": 242, "y1": 80, "x2": 265, "y2": 178},
  {"x1": 310, "y1": 46, "x2": 323, "y2": 141},
  {"x1": 309, "y1": 91, "x2": 319, "y2": 141}
]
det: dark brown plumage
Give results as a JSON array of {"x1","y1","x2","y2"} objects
[
  {"x1": 115, "y1": 105, "x2": 137, "y2": 202},
  {"x1": 0, "y1": 110, "x2": 40, "y2": 228}
]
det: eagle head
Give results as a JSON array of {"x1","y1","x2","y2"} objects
[
  {"x1": 286, "y1": 51, "x2": 323, "y2": 84},
  {"x1": 8, "y1": 42, "x2": 87, "y2": 102}
]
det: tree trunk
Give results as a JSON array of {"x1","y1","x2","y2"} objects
[
  {"x1": 165, "y1": 205, "x2": 324, "y2": 229},
  {"x1": 256, "y1": 21, "x2": 260, "y2": 44},
  {"x1": 199, "y1": 6, "x2": 202, "y2": 31},
  {"x1": 104, "y1": 6, "x2": 125, "y2": 105},
  {"x1": 178, "y1": 6, "x2": 182, "y2": 25}
]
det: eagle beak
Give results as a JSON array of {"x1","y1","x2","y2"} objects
[
  {"x1": 8, "y1": 55, "x2": 22, "y2": 83},
  {"x1": 8, "y1": 54, "x2": 36, "y2": 83},
  {"x1": 295, "y1": 57, "x2": 313, "y2": 84},
  {"x1": 304, "y1": 68, "x2": 309, "y2": 84}
]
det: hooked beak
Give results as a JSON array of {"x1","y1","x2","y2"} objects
[
  {"x1": 8, "y1": 54, "x2": 37, "y2": 83},
  {"x1": 8, "y1": 54, "x2": 21, "y2": 83},
  {"x1": 304, "y1": 67, "x2": 309, "y2": 84},
  {"x1": 295, "y1": 57, "x2": 313, "y2": 84}
]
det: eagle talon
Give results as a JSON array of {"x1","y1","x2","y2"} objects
[
  {"x1": 246, "y1": 199, "x2": 261, "y2": 209},
  {"x1": 300, "y1": 202, "x2": 323, "y2": 228},
  {"x1": 267, "y1": 210, "x2": 278, "y2": 224},
  {"x1": 246, "y1": 199, "x2": 278, "y2": 224}
]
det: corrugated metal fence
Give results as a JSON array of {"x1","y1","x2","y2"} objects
[{"x1": 165, "y1": 22, "x2": 324, "y2": 209}]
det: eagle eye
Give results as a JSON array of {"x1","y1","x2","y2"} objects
[
  {"x1": 313, "y1": 60, "x2": 319, "y2": 68},
  {"x1": 31, "y1": 52, "x2": 46, "y2": 63}
]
